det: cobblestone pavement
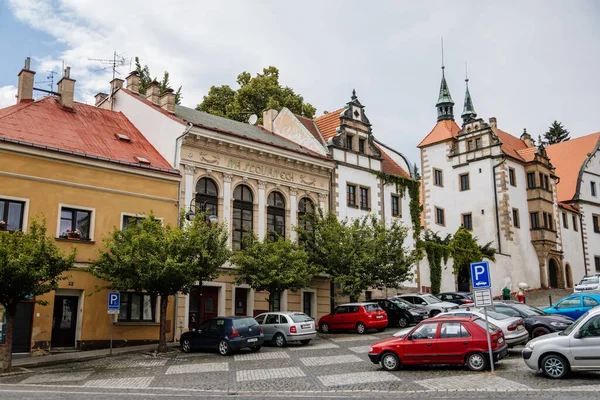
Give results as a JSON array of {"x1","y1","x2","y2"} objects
[{"x1": 1, "y1": 328, "x2": 598, "y2": 395}]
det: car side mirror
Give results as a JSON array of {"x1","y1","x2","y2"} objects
[
  {"x1": 421, "y1": 302, "x2": 427, "y2": 305},
  {"x1": 574, "y1": 330, "x2": 582, "y2": 339},
  {"x1": 406, "y1": 335, "x2": 413, "y2": 341}
]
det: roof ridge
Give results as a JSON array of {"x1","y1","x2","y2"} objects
[
  {"x1": 546, "y1": 131, "x2": 600, "y2": 149},
  {"x1": 313, "y1": 108, "x2": 345, "y2": 121},
  {"x1": 0, "y1": 96, "x2": 50, "y2": 122}
]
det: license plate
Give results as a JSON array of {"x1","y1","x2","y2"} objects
[
  {"x1": 517, "y1": 325, "x2": 525, "y2": 331},
  {"x1": 247, "y1": 338, "x2": 258, "y2": 343},
  {"x1": 301, "y1": 324, "x2": 311, "y2": 329},
  {"x1": 498, "y1": 337, "x2": 504, "y2": 344},
  {"x1": 376, "y1": 315, "x2": 383, "y2": 319}
]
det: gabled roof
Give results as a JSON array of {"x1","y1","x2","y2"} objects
[
  {"x1": 516, "y1": 147, "x2": 536, "y2": 162},
  {"x1": 120, "y1": 88, "x2": 186, "y2": 126},
  {"x1": 0, "y1": 96, "x2": 176, "y2": 173},
  {"x1": 495, "y1": 129, "x2": 529, "y2": 162},
  {"x1": 546, "y1": 132, "x2": 600, "y2": 202},
  {"x1": 314, "y1": 108, "x2": 345, "y2": 141},
  {"x1": 295, "y1": 114, "x2": 326, "y2": 145},
  {"x1": 417, "y1": 119, "x2": 460, "y2": 148},
  {"x1": 374, "y1": 143, "x2": 411, "y2": 179}
]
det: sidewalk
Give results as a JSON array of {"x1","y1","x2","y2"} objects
[{"x1": 11, "y1": 342, "x2": 179, "y2": 369}]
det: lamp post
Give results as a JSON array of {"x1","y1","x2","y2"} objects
[{"x1": 185, "y1": 198, "x2": 218, "y2": 224}]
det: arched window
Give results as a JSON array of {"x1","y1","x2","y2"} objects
[
  {"x1": 195, "y1": 178, "x2": 218, "y2": 217},
  {"x1": 233, "y1": 185, "x2": 253, "y2": 250},
  {"x1": 267, "y1": 192, "x2": 286, "y2": 241},
  {"x1": 297, "y1": 197, "x2": 314, "y2": 240}
]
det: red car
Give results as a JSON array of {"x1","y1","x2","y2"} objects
[
  {"x1": 368, "y1": 316, "x2": 508, "y2": 371},
  {"x1": 319, "y1": 303, "x2": 388, "y2": 334}
]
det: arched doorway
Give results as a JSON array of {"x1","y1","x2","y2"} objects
[
  {"x1": 548, "y1": 259, "x2": 559, "y2": 289},
  {"x1": 565, "y1": 263, "x2": 573, "y2": 288}
]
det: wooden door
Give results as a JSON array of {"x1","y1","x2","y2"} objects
[
  {"x1": 202, "y1": 286, "x2": 219, "y2": 320},
  {"x1": 51, "y1": 296, "x2": 78, "y2": 348}
]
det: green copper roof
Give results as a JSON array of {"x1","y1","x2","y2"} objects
[
  {"x1": 461, "y1": 79, "x2": 477, "y2": 123},
  {"x1": 436, "y1": 69, "x2": 454, "y2": 106}
]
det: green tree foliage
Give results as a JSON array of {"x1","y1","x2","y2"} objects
[
  {"x1": 90, "y1": 214, "x2": 230, "y2": 352},
  {"x1": 230, "y1": 235, "x2": 316, "y2": 311},
  {"x1": 196, "y1": 66, "x2": 316, "y2": 124},
  {"x1": 134, "y1": 57, "x2": 183, "y2": 104},
  {"x1": 543, "y1": 120, "x2": 571, "y2": 145},
  {"x1": 0, "y1": 218, "x2": 75, "y2": 372},
  {"x1": 412, "y1": 164, "x2": 421, "y2": 180},
  {"x1": 298, "y1": 211, "x2": 416, "y2": 302}
]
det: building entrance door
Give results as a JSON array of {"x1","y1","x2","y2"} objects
[
  {"x1": 202, "y1": 286, "x2": 219, "y2": 320},
  {"x1": 234, "y1": 288, "x2": 248, "y2": 316},
  {"x1": 549, "y1": 259, "x2": 559, "y2": 289},
  {"x1": 12, "y1": 302, "x2": 34, "y2": 353},
  {"x1": 51, "y1": 296, "x2": 78, "y2": 348}
]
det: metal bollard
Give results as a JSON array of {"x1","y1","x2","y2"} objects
[{"x1": 549, "y1": 295, "x2": 552, "y2": 307}]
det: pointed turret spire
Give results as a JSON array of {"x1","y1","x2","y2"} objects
[
  {"x1": 351, "y1": 88, "x2": 357, "y2": 100},
  {"x1": 436, "y1": 38, "x2": 454, "y2": 122},
  {"x1": 461, "y1": 63, "x2": 477, "y2": 124}
]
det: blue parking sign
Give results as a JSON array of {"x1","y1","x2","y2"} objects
[
  {"x1": 470, "y1": 261, "x2": 491, "y2": 289},
  {"x1": 108, "y1": 292, "x2": 120, "y2": 314}
]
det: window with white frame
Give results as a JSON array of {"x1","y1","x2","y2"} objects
[
  {"x1": 59, "y1": 207, "x2": 92, "y2": 240},
  {"x1": 0, "y1": 198, "x2": 25, "y2": 231}
]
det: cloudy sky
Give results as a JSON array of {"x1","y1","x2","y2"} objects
[{"x1": 1, "y1": 0, "x2": 598, "y2": 165}]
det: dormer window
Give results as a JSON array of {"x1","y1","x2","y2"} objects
[
  {"x1": 358, "y1": 138, "x2": 366, "y2": 154},
  {"x1": 135, "y1": 156, "x2": 150, "y2": 164},
  {"x1": 345, "y1": 135, "x2": 353, "y2": 150},
  {"x1": 115, "y1": 133, "x2": 131, "y2": 142}
]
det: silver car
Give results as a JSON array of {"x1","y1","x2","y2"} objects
[
  {"x1": 395, "y1": 294, "x2": 458, "y2": 317},
  {"x1": 438, "y1": 308, "x2": 529, "y2": 347},
  {"x1": 523, "y1": 307, "x2": 600, "y2": 379},
  {"x1": 255, "y1": 311, "x2": 317, "y2": 347}
]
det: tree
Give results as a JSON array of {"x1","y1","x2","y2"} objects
[
  {"x1": 448, "y1": 227, "x2": 496, "y2": 292},
  {"x1": 134, "y1": 57, "x2": 183, "y2": 104},
  {"x1": 543, "y1": 120, "x2": 570, "y2": 145},
  {"x1": 231, "y1": 236, "x2": 316, "y2": 310},
  {"x1": 0, "y1": 218, "x2": 75, "y2": 372},
  {"x1": 90, "y1": 214, "x2": 230, "y2": 352},
  {"x1": 196, "y1": 66, "x2": 316, "y2": 124},
  {"x1": 412, "y1": 164, "x2": 421, "y2": 180}
]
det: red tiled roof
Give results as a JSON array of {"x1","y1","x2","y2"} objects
[
  {"x1": 516, "y1": 147, "x2": 536, "y2": 162},
  {"x1": 375, "y1": 144, "x2": 411, "y2": 179},
  {"x1": 314, "y1": 108, "x2": 345, "y2": 141},
  {"x1": 296, "y1": 114, "x2": 326, "y2": 145},
  {"x1": 417, "y1": 120, "x2": 460, "y2": 148},
  {"x1": 559, "y1": 202, "x2": 579, "y2": 213},
  {"x1": 0, "y1": 97, "x2": 176, "y2": 172},
  {"x1": 546, "y1": 132, "x2": 600, "y2": 202},
  {"x1": 496, "y1": 129, "x2": 528, "y2": 161}
]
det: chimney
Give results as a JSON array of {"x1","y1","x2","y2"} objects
[
  {"x1": 125, "y1": 71, "x2": 140, "y2": 93},
  {"x1": 159, "y1": 88, "x2": 176, "y2": 113},
  {"x1": 145, "y1": 80, "x2": 160, "y2": 105},
  {"x1": 110, "y1": 78, "x2": 124, "y2": 94},
  {"x1": 262, "y1": 109, "x2": 278, "y2": 131},
  {"x1": 17, "y1": 57, "x2": 35, "y2": 103},
  {"x1": 488, "y1": 117, "x2": 497, "y2": 130},
  {"x1": 95, "y1": 92, "x2": 108, "y2": 106},
  {"x1": 520, "y1": 128, "x2": 535, "y2": 147},
  {"x1": 57, "y1": 66, "x2": 76, "y2": 109}
]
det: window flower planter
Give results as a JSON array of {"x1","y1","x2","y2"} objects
[
  {"x1": 66, "y1": 229, "x2": 82, "y2": 240},
  {"x1": 0, "y1": 220, "x2": 7, "y2": 231}
]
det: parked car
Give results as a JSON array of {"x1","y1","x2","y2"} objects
[
  {"x1": 437, "y1": 292, "x2": 474, "y2": 306},
  {"x1": 437, "y1": 307, "x2": 528, "y2": 347},
  {"x1": 542, "y1": 293, "x2": 600, "y2": 320},
  {"x1": 492, "y1": 302, "x2": 574, "y2": 338},
  {"x1": 395, "y1": 294, "x2": 459, "y2": 317},
  {"x1": 574, "y1": 275, "x2": 600, "y2": 294},
  {"x1": 369, "y1": 298, "x2": 428, "y2": 328},
  {"x1": 180, "y1": 316, "x2": 264, "y2": 356},
  {"x1": 368, "y1": 316, "x2": 508, "y2": 372},
  {"x1": 523, "y1": 307, "x2": 600, "y2": 379},
  {"x1": 254, "y1": 311, "x2": 317, "y2": 347},
  {"x1": 319, "y1": 303, "x2": 388, "y2": 334}
]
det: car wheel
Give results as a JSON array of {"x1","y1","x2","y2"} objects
[
  {"x1": 397, "y1": 316, "x2": 408, "y2": 328},
  {"x1": 250, "y1": 344, "x2": 262, "y2": 352},
  {"x1": 300, "y1": 339, "x2": 311, "y2": 346},
  {"x1": 430, "y1": 310, "x2": 440, "y2": 318},
  {"x1": 356, "y1": 322, "x2": 367, "y2": 334},
  {"x1": 181, "y1": 339, "x2": 191, "y2": 353},
  {"x1": 218, "y1": 339, "x2": 231, "y2": 356},
  {"x1": 466, "y1": 352, "x2": 487, "y2": 372},
  {"x1": 274, "y1": 333, "x2": 287, "y2": 348},
  {"x1": 381, "y1": 352, "x2": 400, "y2": 371},
  {"x1": 541, "y1": 354, "x2": 570, "y2": 379},
  {"x1": 320, "y1": 323, "x2": 330, "y2": 333},
  {"x1": 532, "y1": 326, "x2": 551, "y2": 338}
]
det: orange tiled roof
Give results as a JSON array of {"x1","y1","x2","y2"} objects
[
  {"x1": 495, "y1": 129, "x2": 528, "y2": 161},
  {"x1": 0, "y1": 96, "x2": 176, "y2": 172},
  {"x1": 375, "y1": 144, "x2": 411, "y2": 179},
  {"x1": 417, "y1": 119, "x2": 460, "y2": 148},
  {"x1": 546, "y1": 132, "x2": 600, "y2": 202},
  {"x1": 516, "y1": 147, "x2": 536, "y2": 162},
  {"x1": 559, "y1": 202, "x2": 579, "y2": 213},
  {"x1": 296, "y1": 114, "x2": 326, "y2": 145},
  {"x1": 314, "y1": 108, "x2": 345, "y2": 141}
]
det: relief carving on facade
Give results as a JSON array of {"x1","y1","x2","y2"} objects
[
  {"x1": 223, "y1": 173, "x2": 233, "y2": 183},
  {"x1": 300, "y1": 175, "x2": 316, "y2": 186},
  {"x1": 199, "y1": 152, "x2": 220, "y2": 165},
  {"x1": 183, "y1": 165, "x2": 196, "y2": 175}
]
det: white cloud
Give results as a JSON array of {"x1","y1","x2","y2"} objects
[
  {"x1": 0, "y1": 86, "x2": 17, "y2": 108},
  {"x1": 5, "y1": 0, "x2": 600, "y2": 164}
]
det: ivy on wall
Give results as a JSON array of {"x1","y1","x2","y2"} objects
[{"x1": 420, "y1": 231, "x2": 451, "y2": 294}]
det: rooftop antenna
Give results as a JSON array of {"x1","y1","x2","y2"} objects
[
  {"x1": 88, "y1": 51, "x2": 131, "y2": 109},
  {"x1": 34, "y1": 70, "x2": 58, "y2": 94},
  {"x1": 248, "y1": 114, "x2": 258, "y2": 125}
]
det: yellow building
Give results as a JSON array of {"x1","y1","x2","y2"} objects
[{"x1": 0, "y1": 59, "x2": 181, "y2": 354}]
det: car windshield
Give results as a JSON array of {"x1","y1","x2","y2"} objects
[
  {"x1": 394, "y1": 297, "x2": 414, "y2": 307},
  {"x1": 289, "y1": 313, "x2": 313, "y2": 323},
  {"x1": 510, "y1": 303, "x2": 545, "y2": 317},
  {"x1": 560, "y1": 311, "x2": 589, "y2": 336},
  {"x1": 232, "y1": 318, "x2": 259, "y2": 329},
  {"x1": 473, "y1": 318, "x2": 500, "y2": 332},
  {"x1": 364, "y1": 304, "x2": 382, "y2": 312},
  {"x1": 579, "y1": 277, "x2": 599, "y2": 285},
  {"x1": 422, "y1": 294, "x2": 441, "y2": 304},
  {"x1": 484, "y1": 310, "x2": 510, "y2": 320}
]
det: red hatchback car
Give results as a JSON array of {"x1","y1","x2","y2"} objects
[
  {"x1": 319, "y1": 303, "x2": 388, "y2": 334},
  {"x1": 368, "y1": 316, "x2": 508, "y2": 372}
]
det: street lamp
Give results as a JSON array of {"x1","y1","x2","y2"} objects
[{"x1": 186, "y1": 198, "x2": 218, "y2": 224}]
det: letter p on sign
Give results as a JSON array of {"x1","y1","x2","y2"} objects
[
  {"x1": 108, "y1": 292, "x2": 120, "y2": 314},
  {"x1": 470, "y1": 261, "x2": 491, "y2": 289}
]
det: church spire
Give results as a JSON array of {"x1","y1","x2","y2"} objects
[
  {"x1": 461, "y1": 63, "x2": 477, "y2": 124},
  {"x1": 436, "y1": 38, "x2": 454, "y2": 122}
]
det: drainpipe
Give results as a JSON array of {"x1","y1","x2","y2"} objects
[
  {"x1": 493, "y1": 156, "x2": 507, "y2": 254},
  {"x1": 174, "y1": 123, "x2": 194, "y2": 168},
  {"x1": 579, "y1": 212, "x2": 588, "y2": 275}
]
